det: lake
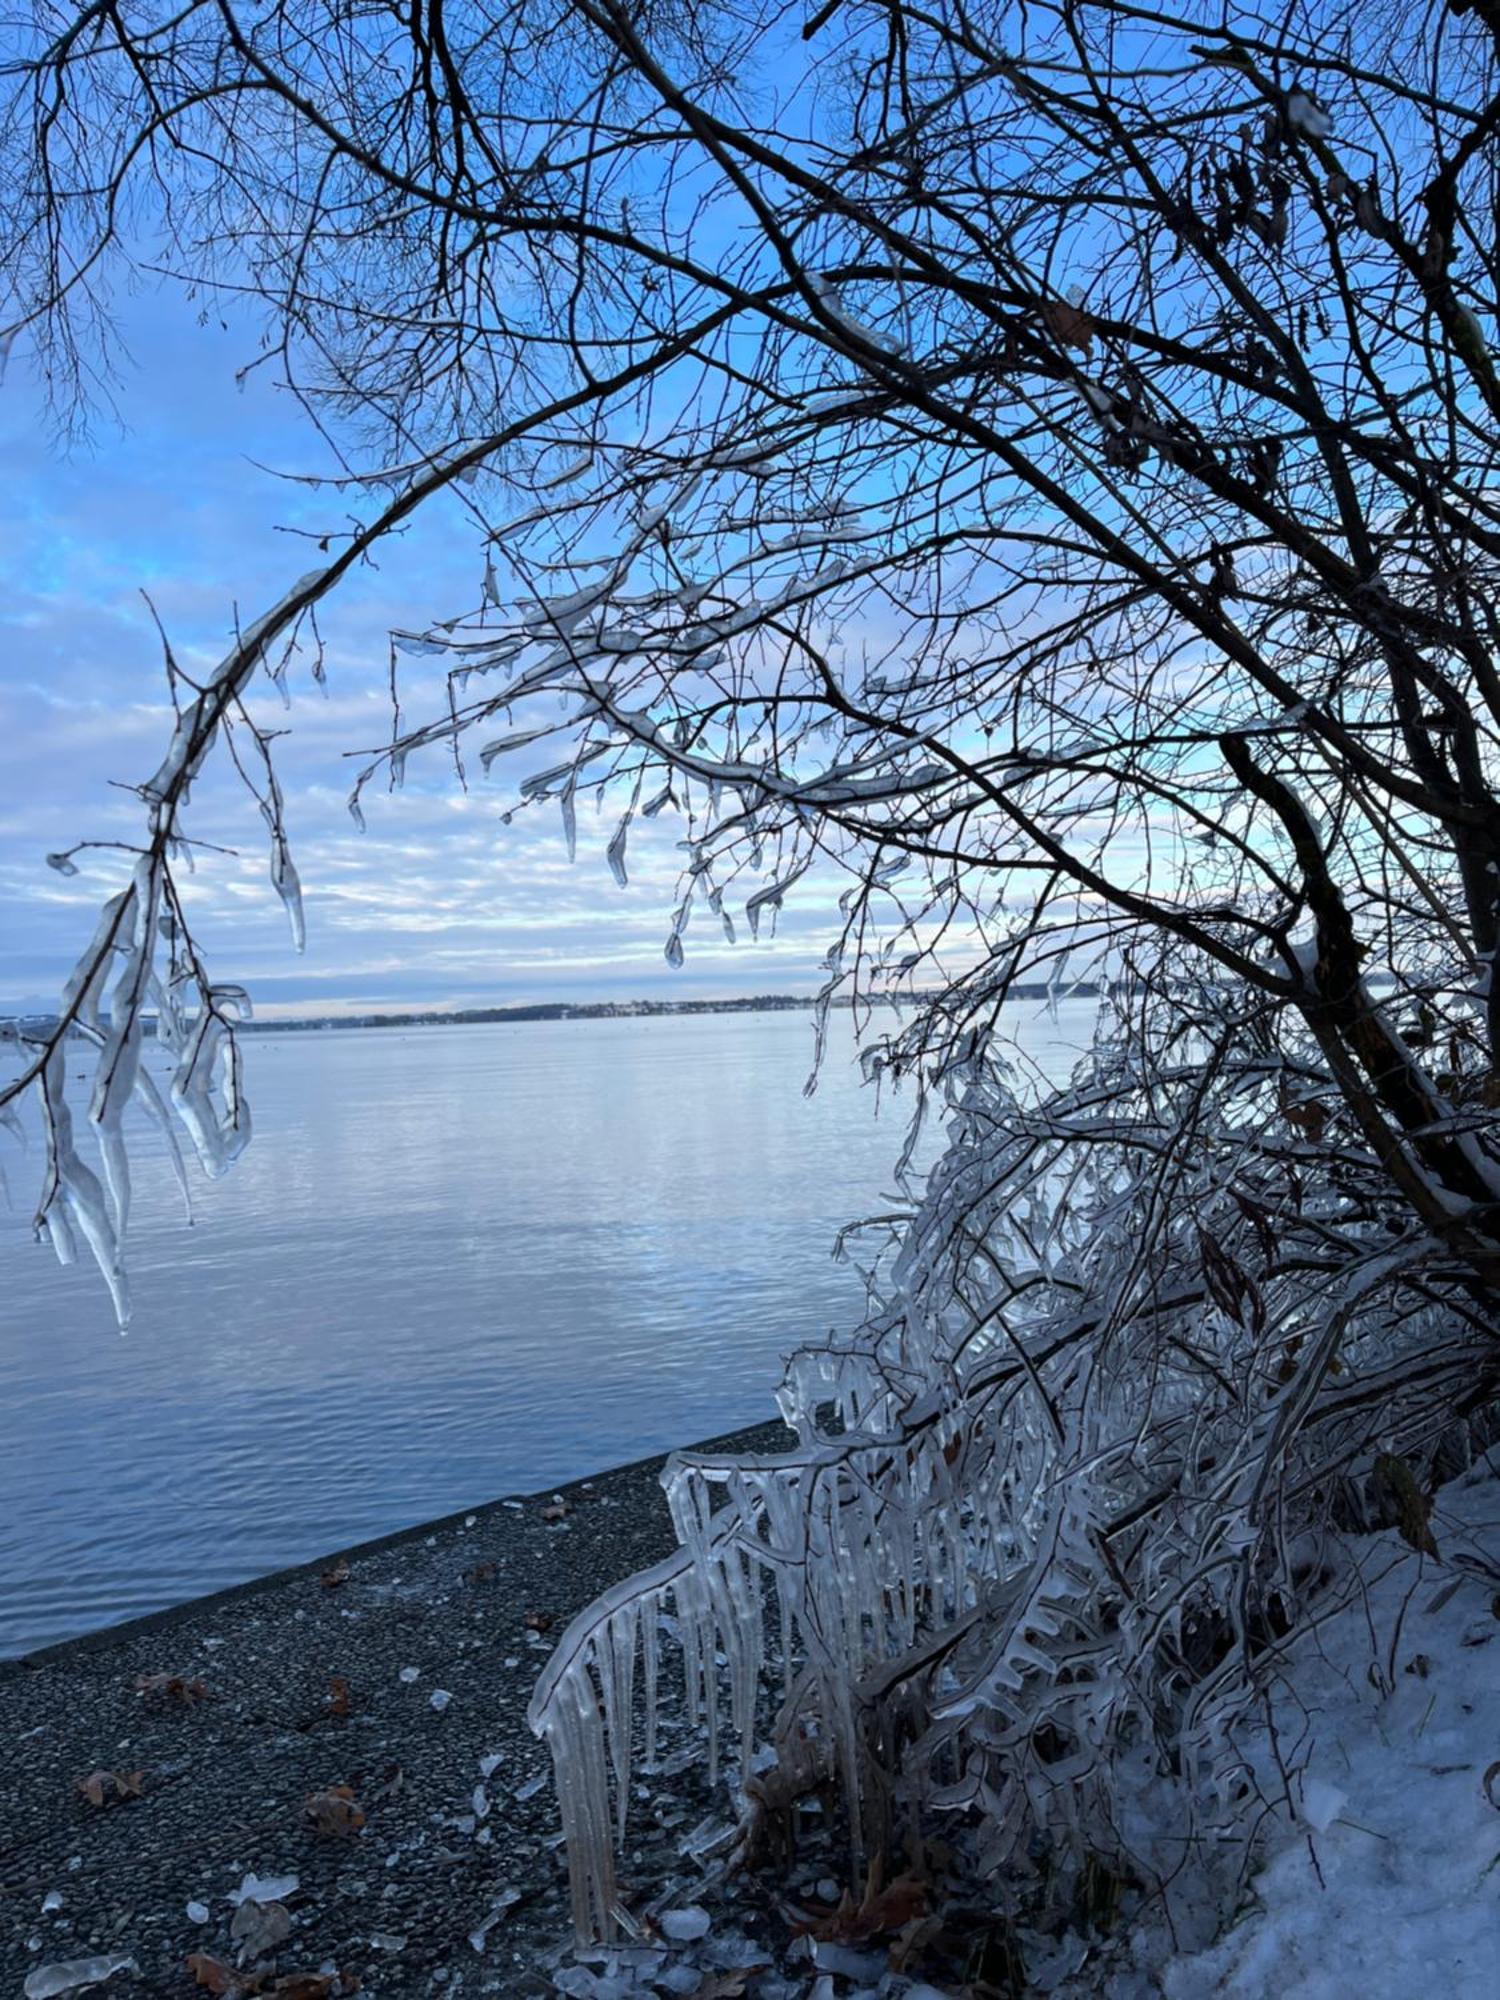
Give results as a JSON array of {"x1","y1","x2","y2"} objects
[{"x1": 0, "y1": 1003, "x2": 1092, "y2": 1655}]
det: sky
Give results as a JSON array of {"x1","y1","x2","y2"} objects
[{"x1": 0, "y1": 289, "x2": 840, "y2": 1019}]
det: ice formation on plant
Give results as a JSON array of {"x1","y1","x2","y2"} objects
[{"x1": 530, "y1": 969, "x2": 1498, "y2": 1940}]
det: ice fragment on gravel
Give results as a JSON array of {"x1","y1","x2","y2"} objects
[
  {"x1": 478, "y1": 1751, "x2": 503, "y2": 1778},
  {"x1": 658, "y1": 1906, "x2": 711, "y2": 1941},
  {"x1": 24, "y1": 1956, "x2": 138, "y2": 1998},
  {"x1": 430, "y1": 1688, "x2": 453, "y2": 1711},
  {"x1": 369, "y1": 1933, "x2": 408, "y2": 1952},
  {"x1": 679, "y1": 1814, "x2": 735, "y2": 1860},
  {"x1": 185, "y1": 1901, "x2": 210, "y2": 1925},
  {"x1": 472, "y1": 1783, "x2": 490, "y2": 1818},
  {"x1": 516, "y1": 1771, "x2": 547, "y2": 1800},
  {"x1": 231, "y1": 1898, "x2": 292, "y2": 1957},
  {"x1": 227, "y1": 1871, "x2": 298, "y2": 1907},
  {"x1": 468, "y1": 1888, "x2": 523, "y2": 1952},
  {"x1": 398, "y1": 1666, "x2": 420, "y2": 1683},
  {"x1": 811, "y1": 1939, "x2": 885, "y2": 1978},
  {"x1": 40, "y1": 1891, "x2": 63, "y2": 1913}
]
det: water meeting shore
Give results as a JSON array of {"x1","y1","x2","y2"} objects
[{"x1": 0, "y1": 1418, "x2": 794, "y2": 1998}]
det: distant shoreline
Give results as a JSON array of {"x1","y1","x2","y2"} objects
[{"x1": 3, "y1": 983, "x2": 1101, "y2": 1039}]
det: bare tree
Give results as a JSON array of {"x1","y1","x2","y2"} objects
[{"x1": 7, "y1": 0, "x2": 1500, "y2": 1943}]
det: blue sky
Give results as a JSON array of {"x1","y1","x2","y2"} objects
[{"x1": 0, "y1": 289, "x2": 837, "y2": 1017}]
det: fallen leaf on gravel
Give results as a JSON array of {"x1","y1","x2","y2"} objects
[
  {"x1": 319, "y1": 1561, "x2": 350, "y2": 1589},
  {"x1": 691, "y1": 1973, "x2": 769, "y2": 1999},
  {"x1": 306, "y1": 1784, "x2": 366, "y2": 1837},
  {"x1": 466, "y1": 1559, "x2": 497, "y2": 1583},
  {"x1": 231, "y1": 1898, "x2": 293, "y2": 1960},
  {"x1": 523, "y1": 1609, "x2": 554, "y2": 1633},
  {"x1": 325, "y1": 1677, "x2": 353, "y2": 1718},
  {"x1": 76, "y1": 1768, "x2": 145, "y2": 1809},
  {"x1": 136, "y1": 1670, "x2": 210, "y2": 1705},
  {"x1": 797, "y1": 1858, "x2": 928, "y2": 1942},
  {"x1": 188, "y1": 1959, "x2": 359, "y2": 1999},
  {"x1": 540, "y1": 1500, "x2": 569, "y2": 1522},
  {"x1": 188, "y1": 1952, "x2": 255, "y2": 1994},
  {"x1": 24, "y1": 1955, "x2": 138, "y2": 1999}
]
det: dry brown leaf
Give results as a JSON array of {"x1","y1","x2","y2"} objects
[
  {"x1": 305, "y1": 1783, "x2": 366, "y2": 1837},
  {"x1": 269, "y1": 1974, "x2": 355, "y2": 1998},
  {"x1": 466, "y1": 1559, "x2": 498, "y2": 1584},
  {"x1": 691, "y1": 1971, "x2": 770, "y2": 1998},
  {"x1": 540, "y1": 1501, "x2": 569, "y2": 1522},
  {"x1": 137, "y1": 1670, "x2": 211, "y2": 1705},
  {"x1": 524, "y1": 1609, "x2": 554, "y2": 1633},
  {"x1": 1042, "y1": 297, "x2": 1093, "y2": 355},
  {"x1": 187, "y1": 1954, "x2": 260, "y2": 1995},
  {"x1": 1374, "y1": 1453, "x2": 1440, "y2": 1559},
  {"x1": 800, "y1": 1858, "x2": 929, "y2": 1943},
  {"x1": 325, "y1": 1677, "x2": 353, "y2": 1719},
  {"x1": 319, "y1": 1561, "x2": 350, "y2": 1590},
  {"x1": 77, "y1": 1767, "x2": 146, "y2": 1808}
]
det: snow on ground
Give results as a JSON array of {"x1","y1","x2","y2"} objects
[{"x1": 1162, "y1": 1456, "x2": 1500, "y2": 1999}]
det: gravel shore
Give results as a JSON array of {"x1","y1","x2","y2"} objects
[{"x1": 0, "y1": 1418, "x2": 794, "y2": 1998}]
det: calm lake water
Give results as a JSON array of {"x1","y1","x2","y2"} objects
[{"x1": 0, "y1": 1004, "x2": 1092, "y2": 1655}]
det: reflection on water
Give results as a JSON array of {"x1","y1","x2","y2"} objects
[{"x1": 0, "y1": 1002, "x2": 1092, "y2": 1653}]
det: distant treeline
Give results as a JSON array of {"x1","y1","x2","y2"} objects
[{"x1": 3, "y1": 985, "x2": 1101, "y2": 1040}]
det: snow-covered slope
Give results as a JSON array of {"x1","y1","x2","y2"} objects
[{"x1": 1162, "y1": 1460, "x2": 1500, "y2": 1998}]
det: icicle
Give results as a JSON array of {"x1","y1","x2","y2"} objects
[
  {"x1": 561, "y1": 779, "x2": 578, "y2": 862},
  {"x1": 539, "y1": 1665, "x2": 619, "y2": 1943},
  {"x1": 269, "y1": 838, "x2": 305, "y2": 952},
  {"x1": 606, "y1": 812, "x2": 631, "y2": 887}
]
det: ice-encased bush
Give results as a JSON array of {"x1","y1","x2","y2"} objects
[{"x1": 530, "y1": 975, "x2": 1497, "y2": 1940}]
